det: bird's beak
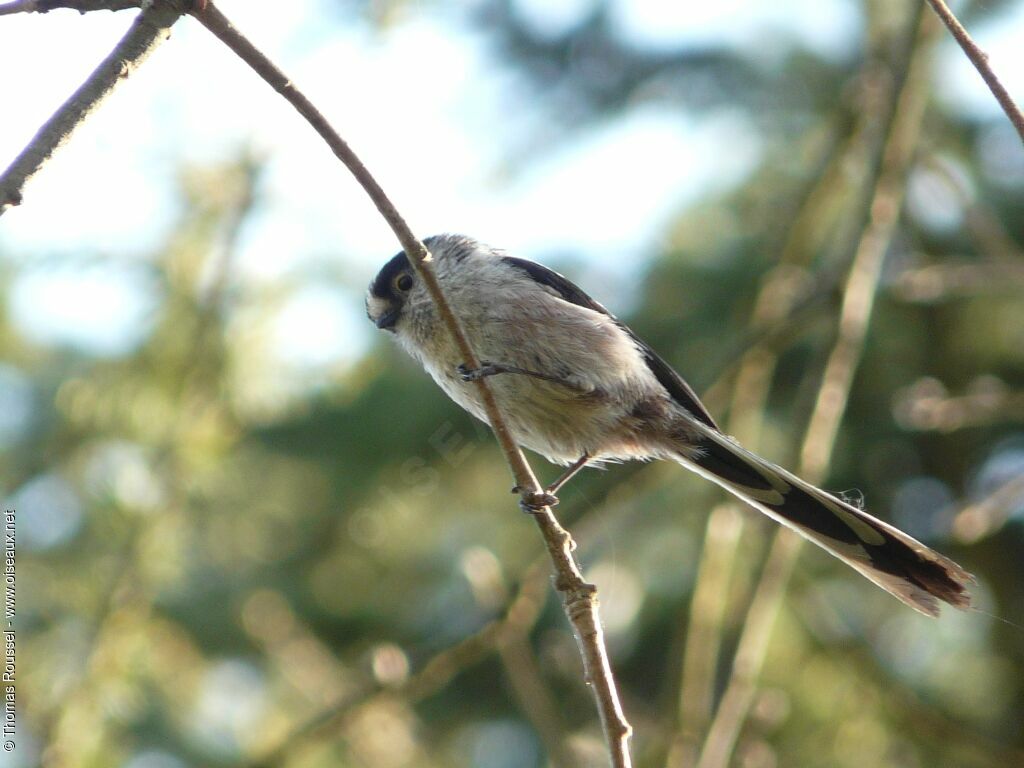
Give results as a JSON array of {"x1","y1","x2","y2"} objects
[
  {"x1": 375, "y1": 307, "x2": 400, "y2": 331},
  {"x1": 367, "y1": 294, "x2": 401, "y2": 332}
]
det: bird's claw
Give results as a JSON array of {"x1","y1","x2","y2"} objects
[
  {"x1": 518, "y1": 490, "x2": 559, "y2": 513},
  {"x1": 457, "y1": 362, "x2": 494, "y2": 382}
]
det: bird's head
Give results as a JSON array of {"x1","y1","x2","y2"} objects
[
  {"x1": 365, "y1": 250, "x2": 417, "y2": 333},
  {"x1": 366, "y1": 234, "x2": 484, "y2": 332}
]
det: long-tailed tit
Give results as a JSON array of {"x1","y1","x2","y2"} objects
[{"x1": 366, "y1": 234, "x2": 972, "y2": 616}]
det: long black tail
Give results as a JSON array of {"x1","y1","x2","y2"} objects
[{"x1": 674, "y1": 424, "x2": 973, "y2": 617}]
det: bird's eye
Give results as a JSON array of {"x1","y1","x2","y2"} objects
[{"x1": 395, "y1": 272, "x2": 414, "y2": 292}]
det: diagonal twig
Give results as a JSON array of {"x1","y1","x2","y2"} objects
[
  {"x1": 0, "y1": 0, "x2": 188, "y2": 211},
  {"x1": 924, "y1": 0, "x2": 1024, "y2": 145},
  {"x1": 191, "y1": 2, "x2": 631, "y2": 764}
]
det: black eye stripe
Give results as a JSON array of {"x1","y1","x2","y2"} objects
[{"x1": 370, "y1": 252, "x2": 411, "y2": 298}]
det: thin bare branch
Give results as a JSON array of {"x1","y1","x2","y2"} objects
[
  {"x1": 925, "y1": 0, "x2": 1024, "y2": 145},
  {"x1": 0, "y1": 0, "x2": 186, "y2": 212},
  {"x1": 695, "y1": 9, "x2": 937, "y2": 768},
  {"x1": 192, "y1": 2, "x2": 631, "y2": 764},
  {"x1": 0, "y1": 0, "x2": 141, "y2": 13}
]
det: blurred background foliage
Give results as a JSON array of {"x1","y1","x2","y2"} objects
[{"x1": 2, "y1": 1, "x2": 1024, "y2": 767}]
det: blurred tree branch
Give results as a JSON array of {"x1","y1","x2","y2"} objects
[
  {"x1": 793, "y1": 591, "x2": 1024, "y2": 766},
  {"x1": 666, "y1": 121, "x2": 861, "y2": 768},
  {"x1": 667, "y1": 9, "x2": 938, "y2": 768},
  {"x1": 36, "y1": 161, "x2": 258, "y2": 767},
  {"x1": 247, "y1": 483, "x2": 669, "y2": 768},
  {"x1": 952, "y1": 474, "x2": 1024, "y2": 544},
  {"x1": 695, "y1": 7, "x2": 939, "y2": 768},
  {"x1": 895, "y1": 376, "x2": 1024, "y2": 431},
  {"x1": 246, "y1": 559, "x2": 555, "y2": 767},
  {"x1": 891, "y1": 261, "x2": 1024, "y2": 302}
]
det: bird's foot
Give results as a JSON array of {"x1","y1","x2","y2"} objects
[
  {"x1": 457, "y1": 362, "x2": 498, "y2": 382},
  {"x1": 511, "y1": 486, "x2": 560, "y2": 513}
]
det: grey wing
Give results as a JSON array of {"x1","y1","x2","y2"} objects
[{"x1": 501, "y1": 256, "x2": 719, "y2": 430}]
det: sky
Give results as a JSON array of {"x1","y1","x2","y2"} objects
[{"x1": 1, "y1": 0, "x2": 1022, "y2": 372}]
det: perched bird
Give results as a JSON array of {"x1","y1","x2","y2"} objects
[{"x1": 366, "y1": 233, "x2": 973, "y2": 617}]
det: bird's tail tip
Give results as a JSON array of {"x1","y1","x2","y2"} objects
[
  {"x1": 675, "y1": 426, "x2": 975, "y2": 617},
  {"x1": 861, "y1": 548, "x2": 974, "y2": 617}
]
